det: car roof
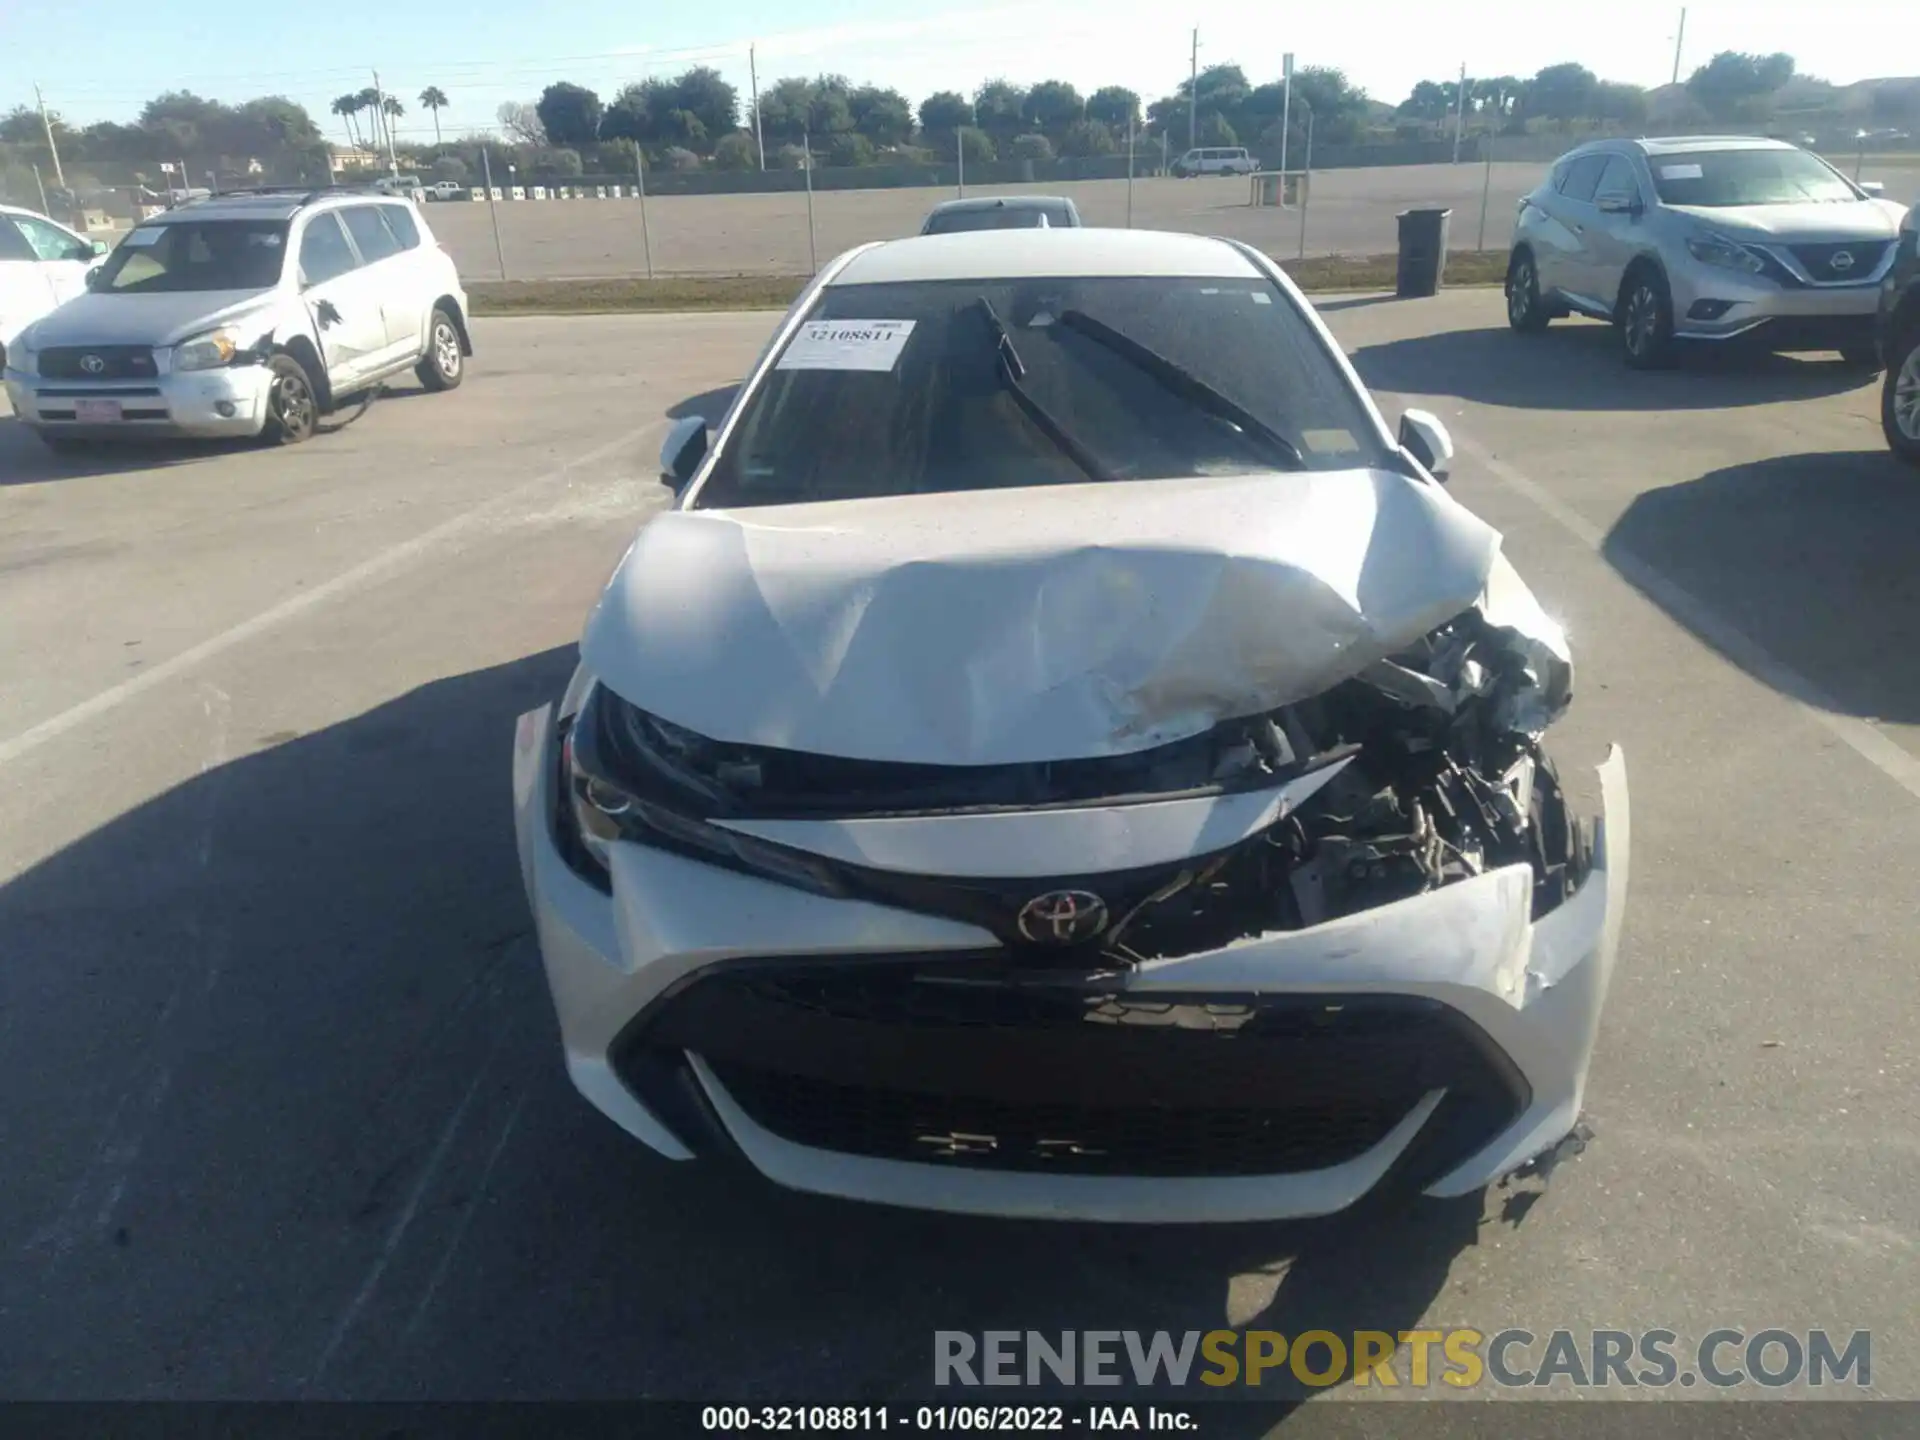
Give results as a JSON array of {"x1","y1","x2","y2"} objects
[
  {"x1": 1631, "y1": 135, "x2": 1796, "y2": 155},
  {"x1": 151, "y1": 190, "x2": 411, "y2": 223},
  {"x1": 832, "y1": 227, "x2": 1263, "y2": 285},
  {"x1": 926, "y1": 195, "x2": 1075, "y2": 215}
]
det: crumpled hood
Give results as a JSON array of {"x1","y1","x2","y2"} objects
[
  {"x1": 25, "y1": 288, "x2": 277, "y2": 349},
  {"x1": 1667, "y1": 198, "x2": 1905, "y2": 244},
  {"x1": 582, "y1": 469, "x2": 1518, "y2": 768}
]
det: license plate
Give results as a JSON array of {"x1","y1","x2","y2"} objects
[{"x1": 73, "y1": 399, "x2": 123, "y2": 424}]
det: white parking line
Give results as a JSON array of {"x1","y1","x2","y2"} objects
[
  {"x1": 0, "y1": 420, "x2": 666, "y2": 771},
  {"x1": 1459, "y1": 432, "x2": 1920, "y2": 804}
]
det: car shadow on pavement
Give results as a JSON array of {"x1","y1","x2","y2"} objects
[
  {"x1": 0, "y1": 415, "x2": 246, "y2": 483},
  {"x1": 1603, "y1": 449, "x2": 1920, "y2": 725},
  {"x1": 668, "y1": 383, "x2": 739, "y2": 421},
  {"x1": 0, "y1": 645, "x2": 1521, "y2": 1404},
  {"x1": 1348, "y1": 323, "x2": 1875, "y2": 411}
]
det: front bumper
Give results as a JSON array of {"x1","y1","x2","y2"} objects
[
  {"x1": 510, "y1": 704, "x2": 1631, "y2": 1224},
  {"x1": 4, "y1": 362, "x2": 272, "y2": 439},
  {"x1": 1667, "y1": 246, "x2": 1888, "y2": 346}
]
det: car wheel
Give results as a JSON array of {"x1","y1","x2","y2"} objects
[
  {"x1": 262, "y1": 353, "x2": 319, "y2": 445},
  {"x1": 415, "y1": 306, "x2": 464, "y2": 392},
  {"x1": 1839, "y1": 342, "x2": 1882, "y2": 372},
  {"x1": 1506, "y1": 252, "x2": 1550, "y2": 334},
  {"x1": 1883, "y1": 328, "x2": 1920, "y2": 466},
  {"x1": 1619, "y1": 271, "x2": 1677, "y2": 370}
]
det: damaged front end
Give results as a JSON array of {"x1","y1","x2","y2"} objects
[{"x1": 558, "y1": 558, "x2": 1585, "y2": 965}]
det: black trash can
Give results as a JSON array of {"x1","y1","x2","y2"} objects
[{"x1": 1396, "y1": 207, "x2": 1452, "y2": 298}]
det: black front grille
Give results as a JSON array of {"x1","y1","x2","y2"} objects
[
  {"x1": 1788, "y1": 240, "x2": 1889, "y2": 283},
  {"x1": 712, "y1": 1065, "x2": 1409, "y2": 1176},
  {"x1": 38, "y1": 345, "x2": 157, "y2": 380},
  {"x1": 622, "y1": 960, "x2": 1528, "y2": 1179}
]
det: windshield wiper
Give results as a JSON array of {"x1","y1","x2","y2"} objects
[
  {"x1": 1057, "y1": 309, "x2": 1307, "y2": 470},
  {"x1": 974, "y1": 297, "x2": 1117, "y2": 484}
]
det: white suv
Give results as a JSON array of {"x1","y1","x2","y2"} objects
[{"x1": 3, "y1": 186, "x2": 470, "y2": 448}]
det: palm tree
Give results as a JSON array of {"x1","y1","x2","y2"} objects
[
  {"x1": 330, "y1": 93, "x2": 362, "y2": 147},
  {"x1": 418, "y1": 86, "x2": 448, "y2": 144},
  {"x1": 355, "y1": 86, "x2": 383, "y2": 149}
]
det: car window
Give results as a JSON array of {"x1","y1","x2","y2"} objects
[
  {"x1": 695, "y1": 275, "x2": 1389, "y2": 509},
  {"x1": 298, "y1": 213, "x2": 358, "y2": 286},
  {"x1": 92, "y1": 220, "x2": 289, "y2": 293},
  {"x1": 1558, "y1": 156, "x2": 1607, "y2": 203},
  {"x1": 340, "y1": 205, "x2": 401, "y2": 264},
  {"x1": 1595, "y1": 155, "x2": 1640, "y2": 203},
  {"x1": 1649, "y1": 148, "x2": 1858, "y2": 206},
  {"x1": 380, "y1": 204, "x2": 420, "y2": 250},
  {"x1": 11, "y1": 214, "x2": 87, "y2": 262},
  {"x1": 924, "y1": 208, "x2": 1051, "y2": 234},
  {"x1": 0, "y1": 217, "x2": 38, "y2": 262}
]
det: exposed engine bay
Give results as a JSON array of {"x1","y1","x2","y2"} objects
[{"x1": 569, "y1": 601, "x2": 1590, "y2": 964}]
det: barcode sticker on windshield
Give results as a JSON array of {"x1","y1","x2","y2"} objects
[
  {"x1": 1658, "y1": 163, "x2": 1704, "y2": 180},
  {"x1": 122, "y1": 227, "x2": 165, "y2": 247},
  {"x1": 777, "y1": 320, "x2": 916, "y2": 372}
]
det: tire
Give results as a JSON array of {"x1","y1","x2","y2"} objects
[
  {"x1": 1505, "y1": 251, "x2": 1551, "y2": 334},
  {"x1": 1618, "y1": 269, "x2": 1677, "y2": 370},
  {"x1": 415, "y1": 306, "x2": 464, "y2": 392},
  {"x1": 262, "y1": 353, "x2": 319, "y2": 445},
  {"x1": 1883, "y1": 327, "x2": 1920, "y2": 466},
  {"x1": 1839, "y1": 342, "x2": 1882, "y2": 371}
]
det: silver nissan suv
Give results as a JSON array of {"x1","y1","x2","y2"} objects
[
  {"x1": 1505, "y1": 136, "x2": 1908, "y2": 369},
  {"x1": 3, "y1": 185, "x2": 470, "y2": 449}
]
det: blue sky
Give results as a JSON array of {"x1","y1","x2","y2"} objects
[{"x1": 1, "y1": 0, "x2": 1896, "y2": 143}]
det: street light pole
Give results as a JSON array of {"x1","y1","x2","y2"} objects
[
  {"x1": 1671, "y1": 7, "x2": 1687, "y2": 86},
  {"x1": 749, "y1": 44, "x2": 766, "y2": 171},
  {"x1": 1188, "y1": 29, "x2": 1199, "y2": 152},
  {"x1": 1452, "y1": 62, "x2": 1468, "y2": 164}
]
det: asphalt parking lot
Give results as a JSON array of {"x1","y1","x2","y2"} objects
[{"x1": 3, "y1": 296, "x2": 1917, "y2": 1415}]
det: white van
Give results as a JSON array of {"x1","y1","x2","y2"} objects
[{"x1": 1171, "y1": 146, "x2": 1257, "y2": 178}]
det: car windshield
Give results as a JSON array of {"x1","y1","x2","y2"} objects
[
  {"x1": 93, "y1": 220, "x2": 290, "y2": 293},
  {"x1": 694, "y1": 274, "x2": 1387, "y2": 509},
  {"x1": 1649, "y1": 148, "x2": 1859, "y2": 207},
  {"x1": 924, "y1": 207, "x2": 1066, "y2": 234}
]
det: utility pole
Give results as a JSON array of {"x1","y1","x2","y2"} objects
[
  {"x1": 1188, "y1": 29, "x2": 1199, "y2": 152},
  {"x1": 749, "y1": 44, "x2": 766, "y2": 171},
  {"x1": 1671, "y1": 7, "x2": 1687, "y2": 86},
  {"x1": 33, "y1": 84, "x2": 66, "y2": 188},
  {"x1": 372, "y1": 68, "x2": 399, "y2": 175},
  {"x1": 1452, "y1": 62, "x2": 1468, "y2": 164}
]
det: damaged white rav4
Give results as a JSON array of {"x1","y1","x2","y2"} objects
[{"x1": 511, "y1": 229, "x2": 1629, "y2": 1224}]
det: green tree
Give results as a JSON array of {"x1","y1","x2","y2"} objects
[
  {"x1": 1290, "y1": 67, "x2": 1371, "y2": 144},
  {"x1": 849, "y1": 85, "x2": 913, "y2": 147},
  {"x1": 536, "y1": 82, "x2": 603, "y2": 147},
  {"x1": 713, "y1": 130, "x2": 758, "y2": 170},
  {"x1": 827, "y1": 131, "x2": 875, "y2": 167},
  {"x1": 673, "y1": 67, "x2": 739, "y2": 141},
  {"x1": 330, "y1": 94, "x2": 364, "y2": 147},
  {"x1": 1686, "y1": 51, "x2": 1796, "y2": 122},
  {"x1": 957, "y1": 126, "x2": 995, "y2": 164},
  {"x1": 419, "y1": 86, "x2": 449, "y2": 144},
  {"x1": 973, "y1": 79, "x2": 1026, "y2": 142},
  {"x1": 1022, "y1": 80, "x2": 1083, "y2": 138},
  {"x1": 1086, "y1": 86, "x2": 1140, "y2": 130},
  {"x1": 1010, "y1": 132, "x2": 1054, "y2": 161},
  {"x1": 429, "y1": 154, "x2": 468, "y2": 184},
  {"x1": 1058, "y1": 118, "x2": 1114, "y2": 156},
  {"x1": 917, "y1": 91, "x2": 972, "y2": 144},
  {"x1": 1524, "y1": 63, "x2": 1600, "y2": 124},
  {"x1": 1195, "y1": 112, "x2": 1237, "y2": 148}
]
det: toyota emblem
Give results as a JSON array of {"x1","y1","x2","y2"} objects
[
  {"x1": 80, "y1": 354, "x2": 106, "y2": 374},
  {"x1": 1830, "y1": 250, "x2": 1855, "y2": 272},
  {"x1": 1016, "y1": 889, "x2": 1109, "y2": 946}
]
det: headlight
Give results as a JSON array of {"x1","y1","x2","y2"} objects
[
  {"x1": 171, "y1": 328, "x2": 243, "y2": 371},
  {"x1": 560, "y1": 682, "x2": 845, "y2": 898},
  {"x1": 1685, "y1": 233, "x2": 1765, "y2": 275},
  {"x1": 8, "y1": 327, "x2": 37, "y2": 374}
]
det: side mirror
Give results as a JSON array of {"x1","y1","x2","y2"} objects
[
  {"x1": 660, "y1": 414, "x2": 708, "y2": 490},
  {"x1": 1596, "y1": 190, "x2": 1641, "y2": 216},
  {"x1": 90, "y1": 238, "x2": 109, "y2": 257},
  {"x1": 1399, "y1": 409, "x2": 1454, "y2": 482},
  {"x1": 1859, "y1": 180, "x2": 1886, "y2": 199}
]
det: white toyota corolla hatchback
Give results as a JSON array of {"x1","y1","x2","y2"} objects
[{"x1": 512, "y1": 228, "x2": 1630, "y2": 1224}]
